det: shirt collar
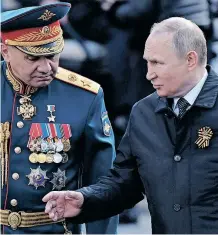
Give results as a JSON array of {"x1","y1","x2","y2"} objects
[{"x1": 173, "y1": 69, "x2": 208, "y2": 109}]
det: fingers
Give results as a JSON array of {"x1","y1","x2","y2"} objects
[
  {"x1": 45, "y1": 200, "x2": 57, "y2": 213},
  {"x1": 45, "y1": 200, "x2": 59, "y2": 221},
  {"x1": 48, "y1": 208, "x2": 59, "y2": 221},
  {"x1": 42, "y1": 191, "x2": 62, "y2": 202}
]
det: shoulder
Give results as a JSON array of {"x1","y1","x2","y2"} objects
[
  {"x1": 55, "y1": 67, "x2": 100, "y2": 94},
  {"x1": 133, "y1": 92, "x2": 158, "y2": 112}
]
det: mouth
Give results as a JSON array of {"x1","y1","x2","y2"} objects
[
  {"x1": 153, "y1": 85, "x2": 162, "y2": 89},
  {"x1": 34, "y1": 75, "x2": 53, "y2": 81}
]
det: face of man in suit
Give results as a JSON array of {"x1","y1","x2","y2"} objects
[{"x1": 143, "y1": 32, "x2": 199, "y2": 98}]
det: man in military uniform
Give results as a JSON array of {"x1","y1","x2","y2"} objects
[{"x1": 0, "y1": 2, "x2": 118, "y2": 234}]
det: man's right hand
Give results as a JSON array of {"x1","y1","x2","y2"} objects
[{"x1": 42, "y1": 191, "x2": 84, "y2": 221}]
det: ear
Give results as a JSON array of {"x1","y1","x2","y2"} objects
[
  {"x1": 186, "y1": 51, "x2": 198, "y2": 71},
  {"x1": 1, "y1": 43, "x2": 10, "y2": 62}
]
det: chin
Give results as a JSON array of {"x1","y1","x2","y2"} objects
[
  {"x1": 156, "y1": 90, "x2": 168, "y2": 97},
  {"x1": 32, "y1": 79, "x2": 53, "y2": 88}
]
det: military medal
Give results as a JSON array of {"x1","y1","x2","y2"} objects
[
  {"x1": 61, "y1": 124, "x2": 72, "y2": 152},
  {"x1": 29, "y1": 139, "x2": 41, "y2": 152},
  {"x1": 26, "y1": 166, "x2": 49, "y2": 189},
  {"x1": 62, "y1": 139, "x2": 71, "y2": 152},
  {"x1": 55, "y1": 138, "x2": 64, "y2": 152},
  {"x1": 28, "y1": 124, "x2": 42, "y2": 151},
  {"x1": 195, "y1": 126, "x2": 213, "y2": 149},
  {"x1": 53, "y1": 153, "x2": 63, "y2": 163},
  {"x1": 17, "y1": 95, "x2": 36, "y2": 120},
  {"x1": 28, "y1": 124, "x2": 44, "y2": 163},
  {"x1": 37, "y1": 153, "x2": 47, "y2": 163},
  {"x1": 47, "y1": 140, "x2": 56, "y2": 152},
  {"x1": 50, "y1": 168, "x2": 67, "y2": 190},
  {"x1": 41, "y1": 139, "x2": 49, "y2": 153},
  {"x1": 29, "y1": 153, "x2": 38, "y2": 163},
  {"x1": 46, "y1": 153, "x2": 54, "y2": 163},
  {"x1": 47, "y1": 105, "x2": 56, "y2": 122},
  {"x1": 61, "y1": 152, "x2": 68, "y2": 163},
  {"x1": 47, "y1": 123, "x2": 58, "y2": 152}
]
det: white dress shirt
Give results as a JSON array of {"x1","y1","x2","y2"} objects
[{"x1": 173, "y1": 69, "x2": 208, "y2": 116}]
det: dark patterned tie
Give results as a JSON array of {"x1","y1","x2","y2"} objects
[{"x1": 177, "y1": 97, "x2": 190, "y2": 119}]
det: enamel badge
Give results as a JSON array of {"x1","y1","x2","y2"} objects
[
  {"x1": 26, "y1": 166, "x2": 49, "y2": 189},
  {"x1": 50, "y1": 168, "x2": 67, "y2": 190},
  {"x1": 101, "y1": 112, "x2": 112, "y2": 136},
  {"x1": 195, "y1": 126, "x2": 213, "y2": 149}
]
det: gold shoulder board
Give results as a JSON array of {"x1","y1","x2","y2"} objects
[{"x1": 55, "y1": 67, "x2": 100, "y2": 94}]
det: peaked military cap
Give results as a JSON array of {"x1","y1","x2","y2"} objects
[{"x1": 1, "y1": 2, "x2": 71, "y2": 56}]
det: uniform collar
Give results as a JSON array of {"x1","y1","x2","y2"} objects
[
  {"x1": 6, "y1": 63, "x2": 38, "y2": 95},
  {"x1": 155, "y1": 65, "x2": 218, "y2": 113}
]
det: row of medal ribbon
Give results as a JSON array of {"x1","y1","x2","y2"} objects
[{"x1": 27, "y1": 123, "x2": 72, "y2": 164}]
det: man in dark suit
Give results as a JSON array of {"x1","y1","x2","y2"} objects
[{"x1": 43, "y1": 17, "x2": 218, "y2": 234}]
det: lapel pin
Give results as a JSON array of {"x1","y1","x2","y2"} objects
[{"x1": 195, "y1": 126, "x2": 213, "y2": 149}]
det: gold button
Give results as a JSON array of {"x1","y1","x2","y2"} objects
[
  {"x1": 17, "y1": 121, "x2": 24, "y2": 128},
  {"x1": 14, "y1": 147, "x2": 21, "y2": 154},
  {"x1": 10, "y1": 199, "x2": 18, "y2": 207},
  {"x1": 12, "y1": 173, "x2": 19, "y2": 180}
]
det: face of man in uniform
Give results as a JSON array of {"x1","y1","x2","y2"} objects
[
  {"x1": 1, "y1": 44, "x2": 60, "y2": 88},
  {"x1": 143, "y1": 32, "x2": 197, "y2": 98}
]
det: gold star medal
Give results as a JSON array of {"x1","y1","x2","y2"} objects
[
  {"x1": 195, "y1": 126, "x2": 213, "y2": 149},
  {"x1": 47, "y1": 105, "x2": 56, "y2": 122}
]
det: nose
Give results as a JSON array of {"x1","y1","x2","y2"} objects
[
  {"x1": 146, "y1": 71, "x2": 157, "y2": 81},
  {"x1": 37, "y1": 57, "x2": 52, "y2": 73},
  {"x1": 146, "y1": 63, "x2": 157, "y2": 80}
]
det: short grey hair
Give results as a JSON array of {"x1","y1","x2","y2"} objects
[{"x1": 150, "y1": 17, "x2": 207, "y2": 66}]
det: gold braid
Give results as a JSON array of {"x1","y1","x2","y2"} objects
[
  {"x1": 4, "y1": 122, "x2": 10, "y2": 185},
  {"x1": 0, "y1": 123, "x2": 5, "y2": 188}
]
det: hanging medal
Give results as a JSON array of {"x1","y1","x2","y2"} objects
[
  {"x1": 55, "y1": 124, "x2": 64, "y2": 152},
  {"x1": 47, "y1": 123, "x2": 56, "y2": 152},
  {"x1": 41, "y1": 123, "x2": 50, "y2": 153},
  {"x1": 28, "y1": 123, "x2": 42, "y2": 163},
  {"x1": 61, "y1": 124, "x2": 72, "y2": 152}
]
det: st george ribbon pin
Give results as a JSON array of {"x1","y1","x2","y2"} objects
[{"x1": 195, "y1": 126, "x2": 213, "y2": 149}]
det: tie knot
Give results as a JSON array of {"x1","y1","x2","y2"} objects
[{"x1": 177, "y1": 97, "x2": 190, "y2": 119}]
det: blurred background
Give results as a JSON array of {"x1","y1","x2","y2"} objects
[{"x1": 1, "y1": 0, "x2": 218, "y2": 233}]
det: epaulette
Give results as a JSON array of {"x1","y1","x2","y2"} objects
[{"x1": 55, "y1": 67, "x2": 100, "y2": 94}]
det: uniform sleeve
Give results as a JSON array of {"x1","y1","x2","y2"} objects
[
  {"x1": 75, "y1": 102, "x2": 144, "y2": 224},
  {"x1": 82, "y1": 87, "x2": 118, "y2": 234}
]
